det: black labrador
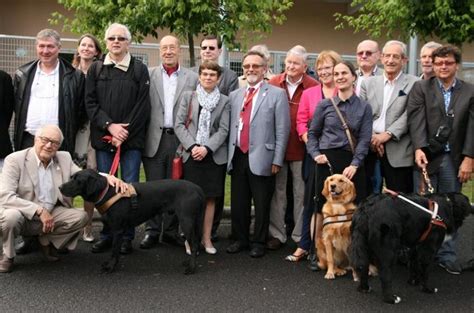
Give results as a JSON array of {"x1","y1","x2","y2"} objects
[
  {"x1": 59, "y1": 169, "x2": 205, "y2": 274},
  {"x1": 350, "y1": 192, "x2": 471, "y2": 304}
]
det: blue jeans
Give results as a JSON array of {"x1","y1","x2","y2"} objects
[
  {"x1": 96, "y1": 149, "x2": 142, "y2": 241},
  {"x1": 413, "y1": 153, "x2": 462, "y2": 263}
]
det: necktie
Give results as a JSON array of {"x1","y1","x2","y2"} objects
[{"x1": 239, "y1": 88, "x2": 256, "y2": 153}]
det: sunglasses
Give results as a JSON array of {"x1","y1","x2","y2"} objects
[
  {"x1": 242, "y1": 64, "x2": 263, "y2": 70},
  {"x1": 38, "y1": 136, "x2": 61, "y2": 148},
  {"x1": 107, "y1": 36, "x2": 127, "y2": 42},
  {"x1": 357, "y1": 50, "x2": 376, "y2": 57},
  {"x1": 433, "y1": 60, "x2": 456, "y2": 67},
  {"x1": 201, "y1": 46, "x2": 217, "y2": 51}
]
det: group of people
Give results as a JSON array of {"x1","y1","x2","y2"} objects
[{"x1": 0, "y1": 23, "x2": 472, "y2": 275}]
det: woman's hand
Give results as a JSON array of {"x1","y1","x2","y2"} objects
[
  {"x1": 191, "y1": 146, "x2": 208, "y2": 161},
  {"x1": 106, "y1": 175, "x2": 128, "y2": 193},
  {"x1": 314, "y1": 154, "x2": 328, "y2": 164},
  {"x1": 342, "y1": 165, "x2": 358, "y2": 180}
]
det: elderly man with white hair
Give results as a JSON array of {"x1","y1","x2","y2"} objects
[{"x1": 266, "y1": 45, "x2": 319, "y2": 250}]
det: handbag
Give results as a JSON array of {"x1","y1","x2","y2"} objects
[
  {"x1": 329, "y1": 97, "x2": 357, "y2": 154},
  {"x1": 171, "y1": 93, "x2": 194, "y2": 180},
  {"x1": 425, "y1": 109, "x2": 454, "y2": 160}
]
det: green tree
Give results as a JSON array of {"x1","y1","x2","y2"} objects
[
  {"x1": 50, "y1": 0, "x2": 293, "y2": 65},
  {"x1": 334, "y1": 0, "x2": 474, "y2": 46}
]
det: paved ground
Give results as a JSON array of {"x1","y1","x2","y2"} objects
[{"x1": 0, "y1": 214, "x2": 473, "y2": 313}]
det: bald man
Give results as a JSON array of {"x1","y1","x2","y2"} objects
[
  {"x1": 355, "y1": 40, "x2": 382, "y2": 95},
  {"x1": 141, "y1": 35, "x2": 199, "y2": 249}
]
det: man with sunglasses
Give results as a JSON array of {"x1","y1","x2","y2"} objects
[
  {"x1": 355, "y1": 39, "x2": 382, "y2": 95},
  {"x1": 266, "y1": 45, "x2": 318, "y2": 251},
  {"x1": 12, "y1": 28, "x2": 86, "y2": 255},
  {"x1": 86, "y1": 23, "x2": 151, "y2": 255},
  {"x1": 226, "y1": 50, "x2": 290, "y2": 258},
  {"x1": 408, "y1": 45, "x2": 474, "y2": 275}
]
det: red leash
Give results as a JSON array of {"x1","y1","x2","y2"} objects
[{"x1": 102, "y1": 135, "x2": 120, "y2": 176}]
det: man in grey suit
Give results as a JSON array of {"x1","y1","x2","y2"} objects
[
  {"x1": 408, "y1": 45, "x2": 473, "y2": 274},
  {"x1": 226, "y1": 50, "x2": 290, "y2": 258},
  {"x1": 360, "y1": 40, "x2": 419, "y2": 193},
  {"x1": 141, "y1": 35, "x2": 198, "y2": 249}
]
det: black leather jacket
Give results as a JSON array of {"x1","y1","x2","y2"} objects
[{"x1": 13, "y1": 58, "x2": 86, "y2": 154}]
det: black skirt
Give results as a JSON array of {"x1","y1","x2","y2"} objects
[{"x1": 183, "y1": 153, "x2": 226, "y2": 198}]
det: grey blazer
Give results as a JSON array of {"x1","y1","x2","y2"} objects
[
  {"x1": 0, "y1": 149, "x2": 80, "y2": 220},
  {"x1": 174, "y1": 91, "x2": 230, "y2": 165},
  {"x1": 360, "y1": 73, "x2": 419, "y2": 167},
  {"x1": 144, "y1": 66, "x2": 198, "y2": 158},
  {"x1": 227, "y1": 82, "x2": 290, "y2": 176}
]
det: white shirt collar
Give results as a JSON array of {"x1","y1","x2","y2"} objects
[{"x1": 103, "y1": 52, "x2": 131, "y2": 72}]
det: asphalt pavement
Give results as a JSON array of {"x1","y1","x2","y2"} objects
[{"x1": 0, "y1": 214, "x2": 473, "y2": 312}]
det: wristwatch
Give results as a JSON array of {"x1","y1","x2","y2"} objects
[{"x1": 386, "y1": 130, "x2": 393, "y2": 138}]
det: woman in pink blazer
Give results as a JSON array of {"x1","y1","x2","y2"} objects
[{"x1": 287, "y1": 50, "x2": 342, "y2": 268}]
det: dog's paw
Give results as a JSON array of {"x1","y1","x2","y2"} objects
[
  {"x1": 383, "y1": 295, "x2": 402, "y2": 304},
  {"x1": 357, "y1": 285, "x2": 371, "y2": 293},
  {"x1": 100, "y1": 261, "x2": 116, "y2": 274},
  {"x1": 335, "y1": 268, "x2": 347, "y2": 276},
  {"x1": 421, "y1": 286, "x2": 438, "y2": 294},
  {"x1": 184, "y1": 266, "x2": 196, "y2": 275},
  {"x1": 324, "y1": 272, "x2": 336, "y2": 280}
]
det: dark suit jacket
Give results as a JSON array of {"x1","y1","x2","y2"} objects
[
  {"x1": 407, "y1": 77, "x2": 474, "y2": 173},
  {"x1": 0, "y1": 70, "x2": 14, "y2": 157}
]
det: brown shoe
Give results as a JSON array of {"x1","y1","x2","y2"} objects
[
  {"x1": 266, "y1": 237, "x2": 283, "y2": 250},
  {"x1": 0, "y1": 257, "x2": 14, "y2": 273},
  {"x1": 40, "y1": 245, "x2": 60, "y2": 262}
]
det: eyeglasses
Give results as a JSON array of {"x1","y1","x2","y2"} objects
[
  {"x1": 382, "y1": 53, "x2": 403, "y2": 60},
  {"x1": 242, "y1": 64, "x2": 263, "y2": 70},
  {"x1": 317, "y1": 66, "x2": 333, "y2": 72},
  {"x1": 357, "y1": 50, "x2": 376, "y2": 57},
  {"x1": 433, "y1": 60, "x2": 457, "y2": 67},
  {"x1": 38, "y1": 136, "x2": 61, "y2": 148},
  {"x1": 201, "y1": 46, "x2": 217, "y2": 51},
  {"x1": 107, "y1": 36, "x2": 127, "y2": 42}
]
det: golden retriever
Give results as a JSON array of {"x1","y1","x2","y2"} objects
[{"x1": 317, "y1": 174, "x2": 356, "y2": 279}]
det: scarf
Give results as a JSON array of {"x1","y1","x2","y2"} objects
[{"x1": 195, "y1": 84, "x2": 220, "y2": 145}]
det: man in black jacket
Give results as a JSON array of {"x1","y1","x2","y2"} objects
[
  {"x1": 12, "y1": 29, "x2": 85, "y2": 255},
  {"x1": 13, "y1": 29, "x2": 85, "y2": 155},
  {"x1": 86, "y1": 23, "x2": 151, "y2": 254},
  {"x1": 0, "y1": 70, "x2": 14, "y2": 169}
]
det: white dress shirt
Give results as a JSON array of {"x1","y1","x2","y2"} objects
[
  {"x1": 161, "y1": 65, "x2": 180, "y2": 128},
  {"x1": 373, "y1": 71, "x2": 402, "y2": 134}
]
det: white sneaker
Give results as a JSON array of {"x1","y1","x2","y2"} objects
[{"x1": 82, "y1": 226, "x2": 95, "y2": 242}]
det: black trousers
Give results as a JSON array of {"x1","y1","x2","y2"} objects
[
  {"x1": 365, "y1": 150, "x2": 413, "y2": 193},
  {"x1": 230, "y1": 149, "x2": 275, "y2": 246}
]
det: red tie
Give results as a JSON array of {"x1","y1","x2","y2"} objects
[{"x1": 239, "y1": 88, "x2": 256, "y2": 153}]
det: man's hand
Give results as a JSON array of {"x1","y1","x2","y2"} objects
[
  {"x1": 38, "y1": 208, "x2": 55, "y2": 234},
  {"x1": 371, "y1": 132, "x2": 392, "y2": 147},
  {"x1": 271, "y1": 164, "x2": 281, "y2": 175},
  {"x1": 314, "y1": 154, "x2": 328, "y2": 164},
  {"x1": 342, "y1": 165, "x2": 357, "y2": 180},
  {"x1": 191, "y1": 146, "x2": 208, "y2": 161},
  {"x1": 458, "y1": 157, "x2": 473, "y2": 183},
  {"x1": 107, "y1": 123, "x2": 129, "y2": 142},
  {"x1": 415, "y1": 149, "x2": 428, "y2": 169},
  {"x1": 111, "y1": 136, "x2": 123, "y2": 147},
  {"x1": 106, "y1": 175, "x2": 128, "y2": 193}
]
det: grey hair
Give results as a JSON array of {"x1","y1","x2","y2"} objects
[
  {"x1": 105, "y1": 23, "x2": 132, "y2": 42},
  {"x1": 35, "y1": 125, "x2": 64, "y2": 144},
  {"x1": 383, "y1": 40, "x2": 407, "y2": 57},
  {"x1": 420, "y1": 41, "x2": 442, "y2": 54},
  {"x1": 36, "y1": 29, "x2": 61, "y2": 47},
  {"x1": 250, "y1": 44, "x2": 271, "y2": 62},
  {"x1": 286, "y1": 45, "x2": 308, "y2": 63}
]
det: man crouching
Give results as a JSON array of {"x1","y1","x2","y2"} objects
[{"x1": 0, "y1": 125, "x2": 124, "y2": 273}]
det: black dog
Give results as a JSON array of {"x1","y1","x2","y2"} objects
[
  {"x1": 59, "y1": 169, "x2": 205, "y2": 274},
  {"x1": 350, "y1": 192, "x2": 471, "y2": 304}
]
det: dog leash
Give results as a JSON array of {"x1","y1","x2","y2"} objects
[
  {"x1": 419, "y1": 168, "x2": 435, "y2": 195},
  {"x1": 102, "y1": 135, "x2": 120, "y2": 176}
]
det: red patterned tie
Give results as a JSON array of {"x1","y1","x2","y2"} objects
[{"x1": 239, "y1": 87, "x2": 256, "y2": 153}]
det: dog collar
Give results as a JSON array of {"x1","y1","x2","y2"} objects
[{"x1": 96, "y1": 183, "x2": 137, "y2": 215}]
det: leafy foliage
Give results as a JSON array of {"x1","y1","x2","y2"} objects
[
  {"x1": 50, "y1": 0, "x2": 293, "y2": 64},
  {"x1": 334, "y1": 0, "x2": 474, "y2": 46}
]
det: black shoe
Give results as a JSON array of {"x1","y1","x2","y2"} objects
[
  {"x1": 15, "y1": 237, "x2": 38, "y2": 255},
  {"x1": 308, "y1": 253, "x2": 320, "y2": 272},
  {"x1": 266, "y1": 237, "x2": 283, "y2": 250},
  {"x1": 226, "y1": 241, "x2": 248, "y2": 254},
  {"x1": 249, "y1": 246, "x2": 265, "y2": 258},
  {"x1": 438, "y1": 261, "x2": 462, "y2": 275},
  {"x1": 140, "y1": 234, "x2": 159, "y2": 249},
  {"x1": 120, "y1": 240, "x2": 133, "y2": 255},
  {"x1": 91, "y1": 239, "x2": 112, "y2": 253}
]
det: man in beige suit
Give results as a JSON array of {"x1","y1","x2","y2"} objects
[{"x1": 0, "y1": 125, "x2": 122, "y2": 273}]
